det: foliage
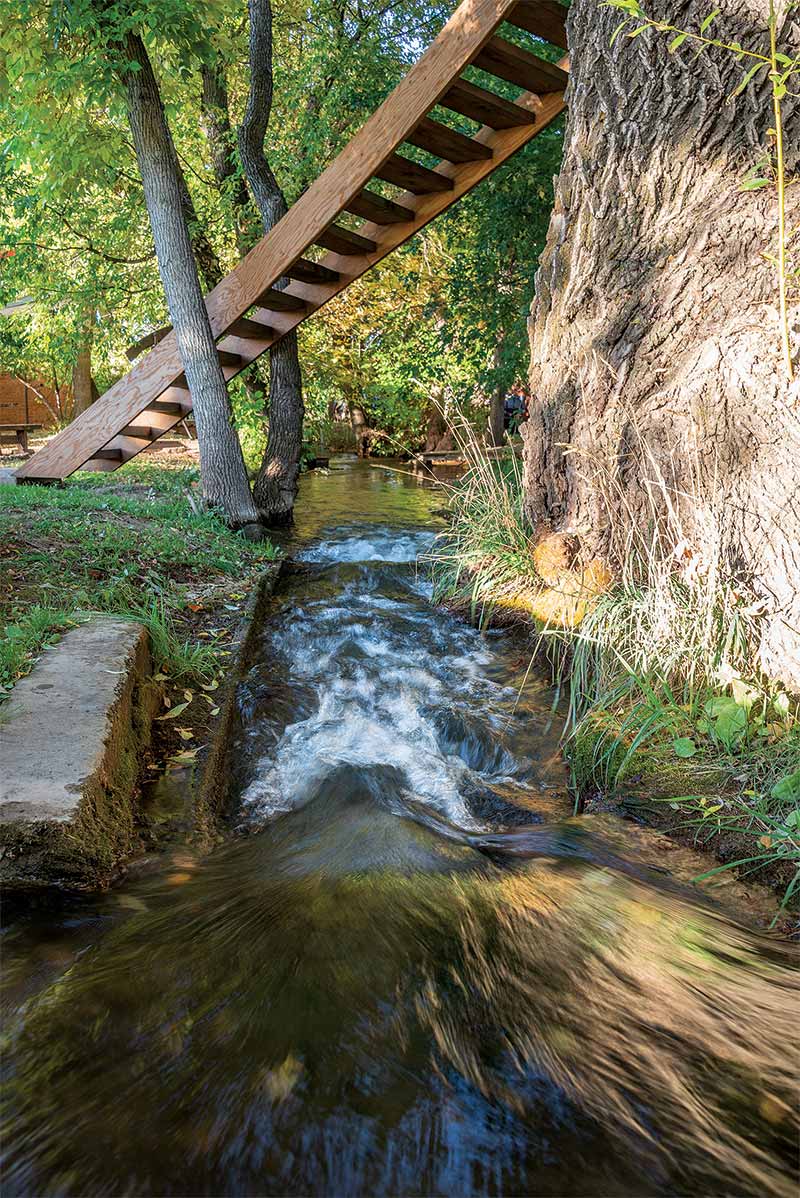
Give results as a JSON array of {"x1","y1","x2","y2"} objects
[{"x1": 1, "y1": 0, "x2": 565, "y2": 451}]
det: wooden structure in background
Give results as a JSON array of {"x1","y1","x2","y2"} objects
[
  {"x1": 0, "y1": 374, "x2": 62, "y2": 430},
  {"x1": 18, "y1": 0, "x2": 568, "y2": 482}
]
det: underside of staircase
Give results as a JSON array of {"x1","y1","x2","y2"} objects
[{"x1": 17, "y1": 0, "x2": 569, "y2": 483}]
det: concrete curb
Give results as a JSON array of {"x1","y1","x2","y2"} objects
[
  {"x1": 196, "y1": 561, "x2": 285, "y2": 819},
  {"x1": 0, "y1": 618, "x2": 160, "y2": 890}
]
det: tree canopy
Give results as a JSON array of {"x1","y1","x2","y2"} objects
[{"x1": 0, "y1": 0, "x2": 564, "y2": 449}]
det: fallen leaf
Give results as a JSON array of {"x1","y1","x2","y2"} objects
[
  {"x1": 210, "y1": 706, "x2": 220, "y2": 716},
  {"x1": 156, "y1": 701, "x2": 189, "y2": 720},
  {"x1": 183, "y1": 690, "x2": 193, "y2": 703},
  {"x1": 202, "y1": 679, "x2": 219, "y2": 691}
]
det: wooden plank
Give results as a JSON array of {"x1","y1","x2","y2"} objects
[
  {"x1": 505, "y1": 0, "x2": 569, "y2": 50},
  {"x1": 17, "y1": 0, "x2": 547, "y2": 482},
  {"x1": 225, "y1": 316, "x2": 275, "y2": 339},
  {"x1": 437, "y1": 77, "x2": 537, "y2": 128},
  {"x1": 405, "y1": 116, "x2": 493, "y2": 163},
  {"x1": 150, "y1": 399, "x2": 190, "y2": 415},
  {"x1": 344, "y1": 190, "x2": 415, "y2": 225},
  {"x1": 313, "y1": 225, "x2": 377, "y2": 255},
  {"x1": 254, "y1": 287, "x2": 306, "y2": 312},
  {"x1": 374, "y1": 152, "x2": 454, "y2": 195},
  {"x1": 286, "y1": 259, "x2": 341, "y2": 284},
  {"x1": 472, "y1": 36, "x2": 568, "y2": 93},
  {"x1": 216, "y1": 350, "x2": 243, "y2": 367}
]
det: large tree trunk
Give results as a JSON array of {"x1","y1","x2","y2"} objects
[
  {"x1": 239, "y1": 0, "x2": 305, "y2": 526},
  {"x1": 121, "y1": 32, "x2": 259, "y2": 530},
  {"x1": 521, "y1": 0, "x2": 800, "y2": 688}
]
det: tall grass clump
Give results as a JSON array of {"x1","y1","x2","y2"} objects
[
  {"x1": 428, "y1": 418, "x2": 536, "y2": 623},
  {"x1": 430, "y1": 418, "x2": 799, "y2": 908}
]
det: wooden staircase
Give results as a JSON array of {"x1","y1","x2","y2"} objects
[{"x1": 17, "y1": 0, "x2": 568, "y2": 483}]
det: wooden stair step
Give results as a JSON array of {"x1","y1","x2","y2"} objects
[
  {"x1": 374, "y1": 152, "x2": 453, "y2": 195},
  {"x1": 255, "y1": 287, "x2": 307, "y2": 312},
  {"x1": 314, "y1": 224, "x2": 377, "y2": 256},
  {"x1": 150, "y1": 400, "x2": 190, "y2": 415},
  {"x1": 505, "y1": 0, "x2": 569, "y2": 50},
  {"x1": 225, "y1": 316, "x2": 275, "y2": 340},
  {"x1": 472, "y1": 36, "x2": 568, "y2": 94},
  {"x1": 344, "y1": 189, "x2": 415, "y2": 225},
  {"x1": 438, "y1": 78, "x2": 537, "y2": 128},
  {"x1": 405, "y1": 116, "x2": 493, "y2": 164},
  {"x1": 286, "y1": 258, "x2": 341, "y2": 284},
  {"x1": 217, "y1": 350, "x2": 243, "y2": 367},
  {"x1": 121, "y1": 424, "x2": 154, "y2": 439}
]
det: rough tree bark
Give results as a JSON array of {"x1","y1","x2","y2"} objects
[
  {"x1": 120, "y1": 32, "x2": 260, "y2": 530},
  {"x1": 239, "y1": 0, "x2": 305, "y2": 526},
  {"x1": 522, "y1": 0, "x2": 800, "y2": 687}
]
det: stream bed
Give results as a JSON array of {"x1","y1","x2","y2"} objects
[{"x1": 1, "y1": 460, "x2": 798, "y2": 1197}]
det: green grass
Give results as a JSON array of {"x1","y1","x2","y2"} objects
[{"x1": 0, "y1": 465, "x2": 279, "y2": 694}]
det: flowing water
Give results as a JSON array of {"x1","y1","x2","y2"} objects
[{"x1": 2, "y1": 460, "x2": 798, "y2": 1198}]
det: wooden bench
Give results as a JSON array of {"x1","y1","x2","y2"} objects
[{"x1": 0, "y1": 424, "x2": 42, "y2": 455}]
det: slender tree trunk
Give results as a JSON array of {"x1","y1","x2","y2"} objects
[
  {"x1": 239, "y1": 0, "x2": 305, "y2": 526},
  {"x1": 200, "y1": 62, "x2": 257, "y2": 257},
  {"x1": 71, "y1": 307, "x2": 95, "y2": 417},
  {"x1": 488, "y1": 336, "x2": 505, "y2": 448},
  {"x1": 522, "y1": 0, "x2": 800, "y2": 687},
  {"x1": 120, "y1": 31, "x2": 259, "y2": 530},
  {"x1": 199, "y1": 56, "x2": 269, "y2": 415}
]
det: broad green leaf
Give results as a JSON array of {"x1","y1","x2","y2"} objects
[
  {"x1": 673, "y1": 736, "x2": 697, "y2": 758},
  {"x1": 770, "y1": 771, "x2": 800, "y2": 803}
]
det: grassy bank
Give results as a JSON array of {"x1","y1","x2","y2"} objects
[
  {"x1": 429, "y1": 449, "x2": 800, "y2": 916},
  {"x1": 0, "y1": 459, "x2": 279, "y2": 702}
]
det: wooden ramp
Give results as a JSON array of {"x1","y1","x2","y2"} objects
[{"x1": 17, "y1": 0, "x2": 568, "y2": 483}]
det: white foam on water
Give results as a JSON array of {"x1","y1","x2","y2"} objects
[
  {"x1": 299, "y1": 528, "x2": 435, "y2": 564},
  {"x1": 241, "y1": 526, "x2": 526, "y2": 830}
]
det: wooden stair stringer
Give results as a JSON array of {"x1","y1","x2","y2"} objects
[{"x1": 18, "y1": 0, "x2": 568, "y2": 482}]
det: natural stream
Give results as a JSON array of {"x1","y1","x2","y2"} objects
[{"x1": 2, "y1": 460, "x2": 798, "y2": 1197}]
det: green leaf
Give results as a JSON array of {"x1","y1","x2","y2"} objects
[
  {"x1": 699, "y1": 10, "x2": 720, "y2": 32},
  {"x1": 729, "y1": 61, "x2": 767, "y2": 97},
  {"x1": 626, "y1": 23, "x2": 652, "y2": 38},
  {"x1": 156, "y1": 700, "x2": 190, "y2": 720},
  {"x1": 673, "y1": 736, "x2": 698, "y2": 758},
  {"x1": 740, "y1": 177, "x2": 771, "y2": 190},
  {"x1": 668, "y1": 32, "x2": 688, "y2": 51},
  {"x1": 705, "y1": 696, "x2": 748, "y2": 750},
  {"x1": 770, "y1": 771, "x2": 800, "y2": 803}
]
